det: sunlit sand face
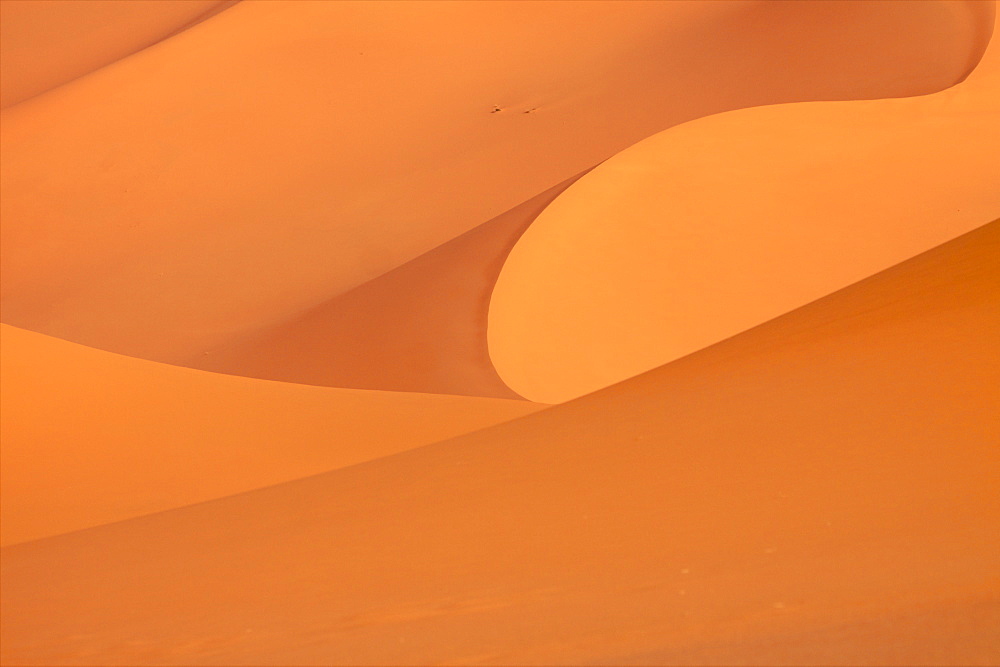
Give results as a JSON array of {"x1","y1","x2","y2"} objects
[
  {"x1": 1, "y1": 1, "x2": 997, "y2": 665},
  {"x1": 487, "y1": 38, "x2": 999, "y2": 403}
]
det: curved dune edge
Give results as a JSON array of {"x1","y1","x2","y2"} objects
[
  {"x1": 0, "y1": 0, "x2": 236, "y2": 109},
  {"x1": 1, "y1": 0, "x2": 991, "y2": 368},
  {"x1": 183, "y1": 171, "x2": 588, "y2": 399},
  {"x1": 0, "y1": 325, "x2": 544, "y2": 546},
  {"x1": 488, "y1": 5, "x2": 999, "y2": 404},
  {"x1": 2, "y1": 221, "x2": 996, "y2": 665}
]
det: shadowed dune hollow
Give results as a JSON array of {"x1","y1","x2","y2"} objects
[{"x1": 0, "y1": 1, "x2": 998, "y2": 665}]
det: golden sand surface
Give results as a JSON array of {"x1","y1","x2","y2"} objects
[
  {"x1": 3, "y1": 220, "x2": 996, "y2": 665},
  {"x1": 1, "y1": 1, "x2": 997, "y2": 664}
]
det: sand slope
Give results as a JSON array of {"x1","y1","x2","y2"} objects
[
  {"x1": 185, "y1": 172, "x2": 586, "y2": 398},
  {"x1": 3, "y1": 221, "x2": 995, "y2": 665},
  {"x1": 0, "y1": 326, "x2": 543, "y2": 546},
  {"x1": 1, "y1": 0, "x2": 990, "y2": 366},
  {"x1": 489, "y1": 5, "x2": 1000, "y2": 402},
  {"x1": 0, "y1": 0, "x2": 234, "y2": 109}
]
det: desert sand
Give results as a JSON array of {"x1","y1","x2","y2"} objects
[
  {"x1": 1, "y1": 1, "x2": 998, "y2": 665},
  {"x1": 0, "y1": 0, "x2": 233, "y2": 108},
  {"x1": 0, "y1": 324, "x2": 542, "y2": 546},
  {"x1": 1, "y1": 1, "x2": 992, "y2": 373},
  {"x1": 185, "y1": 171, "x2": 589, "y2": 398},
  {"x1": 3, "y1": 219, "x2": 997, "y2": 665},
  {"x1": 489, "y1": 11, "x2": 1000, "y2": 401}
]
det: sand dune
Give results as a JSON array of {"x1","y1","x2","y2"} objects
[
  {"x1": 1, "y1": 0, "x2": 990, "y2": 367},
  {"x1": 0, "y1": 0, "x2": 234, "y2": 109},
  {"x1": 184, "y1": 172, "x2": 586, "y2": 398},
  {"x1": 2, "y1": 2, "x2": 997, "y2": 664},
  {"x1": 3, "y1": 220, "x2": 995, "y2": 665},
  {"x1": 489, "y1": 4, "x2": 1000, "y2": 403},
  {"x1": 0, "y1": 325, "x2": 543, "y2": 546}
]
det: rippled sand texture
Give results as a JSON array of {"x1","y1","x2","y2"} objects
[{"x1": 1, "y1": 1, "x2": 998, "y2": 665}]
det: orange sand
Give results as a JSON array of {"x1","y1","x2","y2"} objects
[
  {"x1": 1, "y1": 2, "x2": 998, "y2": 664},
  {"x1": 489, "y1": 3, "x2": 999, "y2": 402},
  {"x1": 0, "y1": 325, "x2": 542, "y2": 546},
  {"x1": 0, "y1": 0, "x2": 234, "y2": 109},
  {"x1": 3, "y1": 220, "x2": 996, "y2": 665},
  {"x1": 185, "y1": 172, "x2": 587, "y2": 398},
  {"x1": 1, "y1": 1, "x2": 990, "y2": 371}
]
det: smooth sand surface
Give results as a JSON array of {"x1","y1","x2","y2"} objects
[
  {"x1": 2, "y1": 2, "x2": 997, "y2": 663},
  {"x1": 0, "y1": 0, "x2": 234, "y2": 108},
  {"x1": 1, "y1": 1, "x2": 990, "y2": 368},
  {"x1": 489, "y1": 4, "x2": 999, "y2": 403},
  {"x1": 185, "y1": 172, "x2": 587, "y2": 398},
  {"x1": 3, "y1": 221, "x2": 996, "y2": 665},
  {"x1": 0, "y1": 325, "x2": 543, "y2": 546}
]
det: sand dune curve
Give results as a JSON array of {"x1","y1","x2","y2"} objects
[
  {"x1": 0, "y1": 325, "x2": 544, "y2": 546},
  {"x1": 0, "y1": 0, "x2": 235, "y2": 109},
  {"x1": 489, "y1": 6, "x2": 1000, "y2": 403},
  {"x1": 1, "y1": 2, "x2": 997, "y2": 664},
  {"x1": 2, "y1": 219, "x2": 995, "y2": 665},
  {"x1": 1, "y1": 0, "x2": 991, "y2": 367},
  {"x1": 183, "y1": 171, "x2": 588, "y2": 398}
]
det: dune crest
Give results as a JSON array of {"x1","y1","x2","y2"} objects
[
  {"x1": 3, "y1": 220, "x2": 996, "y2": 665},
  {"x1": 0, "y1": 0, "x2": 235, "y2": 109},
  {"x1": 181, "y1": 172, "x2": 588, "y2": 398},
  {"x1": 1, "y1": 3, "x2": 996, "y2": 663},
  {"x1": 488, "y1": 6, "x2": 999, "y2": 403},
  {"x1": 1, "y1": 0, "x2": 990, "y2": 368}
]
